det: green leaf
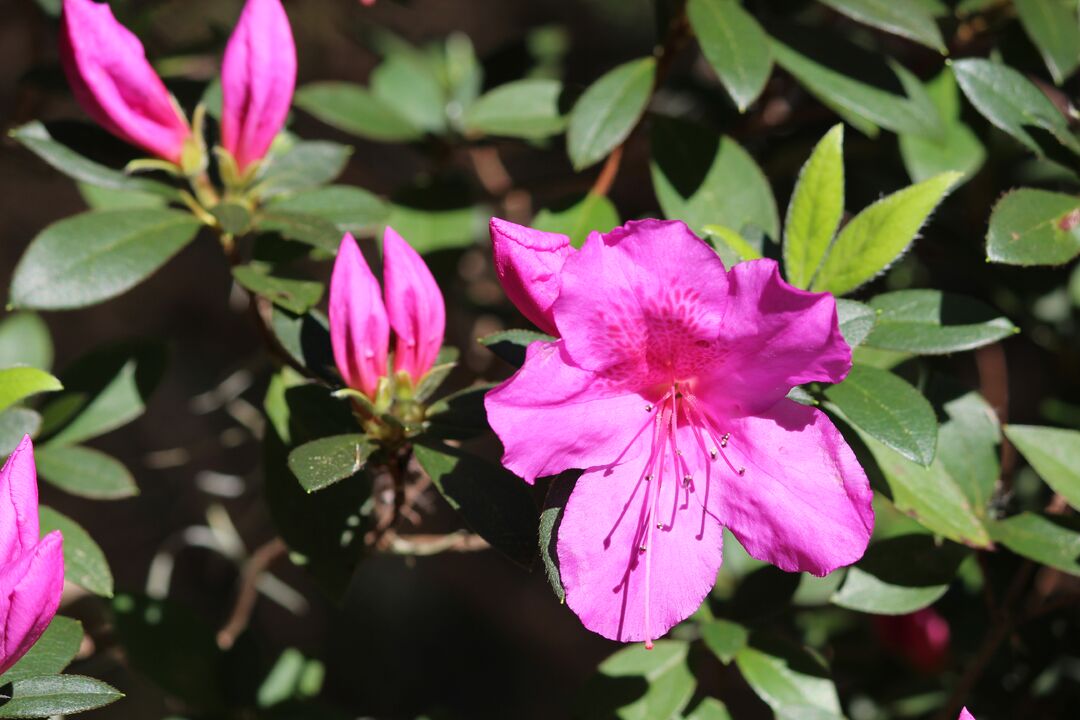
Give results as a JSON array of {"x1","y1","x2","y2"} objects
[
  {"x1": 384, "y1": 179, "x2": 487, "y2": 255},
  {"x1": 811, "y1": 171, "x2": 960, "y2": 296},
  {"x1": 532, "y1": 194, "x2": 620, "y2": 248},
  {"x1": 255, "y1": 211, "x2": 342, "y2": 254},
  {"x1": 898, "y1": 70, "x2": 986, "y2": 183},
  {"x1": 287, "y1": 434, "x2": 375, "y2": 493},
  {"x1": 938, "y1": 392, "x2": 1000, "y2": 519},
  {"x1": 232, "y1": 265, "x2": 324, "y2": 315},
  {"x1": 783, "y1": 124, "x2": 845, "y2": 289},
  {"x1": 835, "y1": 299, "x2": 877, "y2": 348},
  {"x1": 688, "y1": 0, "x2": 773, "y2": 111},
  {"x1": 537, "y1": 475, "x2": 574, "y2": 603},
  {"x1": 34, "y1": 444, "x2": 138, "y2": 500},
  {"x1": 370, "y1": 53, "x2": 448, "y2": 134},
  {"x1": 478, "y1": 329, "x2": 554, "y2": 368},
  {"x1": 0, "y1": 314, "x2": 53, "y2": 371},
  {"x1": 0, "y1": 675, "x2": 123, "y2": 718},
  {"x1": 576, "y1": 641, "x2": 695, "y2": 720},
  {"x1": 464, "y1": 79, "x2": 567, "y2": 139},
  {"x1": 864, "y1": 290, "x2": 1018, "y2": 354},
  {"x1": 567, "y1": 57, "x2": 656, "y2": 170},
  {"x1": 9, "y1": 121, "x2": 179, "y2": 199},
  {"x1": 0, "y1": 617, "x2": 83, "y2": 685},
  {"x1": 824, "y1": 364, "x2": 937, "y2": 466},
  {"x1": 269, "y1": 308, "x2": 336, "y2": 381},
  {"x1": 209, "y1": 201, "x2": 251, "y2": 235},
  {"x1": 952, "y1": 58, "x2": 1080, "y2": 157},
  {"x1": 1004, "y1": 424, "x2": 1080, "y2": 511},
  {"x1": 986, "y1": 188, "x2": 1080, "y2": 266},
  {"x1": 293, "y1": 82, "x2": 424, "y2": 142},
  {"x1": 423, "y1": 382, "x2": 494, "y2": 440},
  {"x1": 0, "y1": 409, "x2": 42, "y2": 456},
  {"x1": 704, "y1": 225, "x2": 764, "y2": 265},
  {"x1": 1015, "y1": 0, "x2": 1080, "y2": 85},
  {"x1": 413, "y1": 443, "x2": 538, "y2": 567},
  {"x1": 819, "y1": 0, "x2": 946, "y2": 52},
  {"x1": 78, "y1": 182, "x2": 167, "y2": 211},
  {"x1": 735, "y1": 634, "x2": 843, "y2": 720},
  {"x1": 0, "y1": 368, "x2": 62, "y2": 414},
  {"x1": 831, "y1": 534, "x2": 968, "y2": 614},
  {"x1": 256, "y1": 141, "x2": 352, "y2": 198},
  {"x1": 702, "y1": 618, "x2": 750, "y2": 664},
  {"x1": 265, "y1": 186, "x2": 389, "y2": 236},
  {"x1": 10, "y1": 209, "x2": 202, "y2": 310},
  {"x1": 40, "y1": 506, "x2": 113, "y2": 597},
  {"x1": 684, "y1": 698, "x2": 733, "y2": 720},
  {"x1": 990, "y1": 512, "x2": 1080, "y2": 575},
  {"x1": 651, "y1": 117, "x2": 779, "y2": 239}
]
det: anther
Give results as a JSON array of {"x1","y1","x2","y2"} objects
[
  {"x1": 709, "y1": 448, "x2": 718, "y2": 460},
  {"x1": 645, "y1": 404, "x2": 653, "y2": 412},
  {"x1": 639, "y1": 544, "x2": 647, "y2": 552},
  {"x1": 682, "y1": 474, "x2": 692, "y2": 487},
  {"x1": 656, "y1": 521, "x2": 664, "y2": 529},
  {"x1": 676, "y1": 449, "x2": 683, "y2": 456},
  {"x1": 737, "y1": 467, "x2": 746, "y2": 476}
]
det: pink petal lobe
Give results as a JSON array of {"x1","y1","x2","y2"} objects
[
  {"x1": 707, "y1": 400, "x2": 873, "y2": 575},
  {"x1": 485, "y1": 340, "x2": 650, "y2": 483},
  {"x1": 0, "y1": 435, "x2": 41, "y2": 566},
  {"x1": 59, "y1": 0, "x2": 191, "y2": 162},
  {"x1": 221, "y1": 0, "x2": 296, "y2": 171},
  {"x1": 959, "y1": 709, "x2": 976, "y2": 720},
  {"x1": 0, "y1": 531, "x2": 65, "y2": 676},
  {"x1": 382, "y1": 227, "x2": 446, "y2": 382},
  {"x1": 330, "y1": 234, "x2": 389, "y2": 398},
  {"x1": 490, "y1": 218, "x2": 572, "y2": 337},
  {"x1": 557, "y1": 427, "x2": 724, "y2": 643}
]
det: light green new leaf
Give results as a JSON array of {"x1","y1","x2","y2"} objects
[
  {"x1": 577, "y1": 641, "x2": 695, "y2": 720},
  {"x1": 899, "y1": 70, "x2": 986, "y2": 183},
  {"x1": 704, "y1": 225, "x2": 764, "y2": 266},
  {"x1": 0, "y1": 313, "x2": 53, "y2": 371},
  {"x1": 1005, "y1": 424, "x2": 1080, "y2": 511},
  {"x1": 567, "y1": 57, "x2": 656, "y2": 170},
  {"x1": 864, "y1": 290, "x2": 1017, "y2": 354},
  {"x1": 0, "y1": 367, "x2": 62, "y2": 414},
  {"x1": 735, "y1": 635, "x2": 843, "y2": 720},
  {"x1": 811, "y1": 171, "x2": 960, "y2": 296},
  {"x1": 35, "y1": 444, "x2": 138, "y2": 500},
  {"x1": 820, "y1": 0, "x2": 946, "y2": 52},
  {"x1": 40, "y1": 506, "x2": 113, "y2": 597},
  {"x1": 990, "y1": 512, "x2": 1080, "y2": 575},
  {"x1": 294, "y1": 82, "x2": 424, "y2": 142},
  {"x1": 0, "y1": 617, "x2": 83, "y2": 685},
  {"x1": 533, "y1": 193, "x2": 619, "y2": 248},
  {"x1": 986, "y1": 188, "x2": 1080, "y2": 266},
  {"x1": 1015, "y1": 0, "x2": 1080, "y2": 85},
  {"x1": 287, "y1": 434, "x2": 374, "y2": 493},
  {"x1": 0, "y1": 675, "x2": 123, "y2": 718},
  {"x1": 784, "y1": 124, "x2": 845, "y2": 288},
  {"x1": 464, "y1": 79, "x2": 567, "y2": 139},
  {"x1": 688, "y1": 0, "x2": 773, "y2": 111}
]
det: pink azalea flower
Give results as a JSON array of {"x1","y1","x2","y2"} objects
[
  {"x1": 0, "y1": 436, "x2": 65, "y2": 676},
  {"x1": 330, "y1": 229, "x2": 446, "y2": 399},
  {"x1": 221, "y1": 0, "x2": 297, "y2": 173},
  {"x1": 59, "y1": 0, "x2": 192, "y2": 163},
  {"x1": 874, "y1": 607, "x2": 951, "y2": 673},
  {"x1": 486, "y1": 218, "x2": 873, "y2": 646}
]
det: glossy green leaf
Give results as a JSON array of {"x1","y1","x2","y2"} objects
[
  {"x1": 701, "y1": 618, "x2": 749, "y2": 664},
  {"x1": 986, "y1": 188, "x2": 1080, "y2": 266},
  {"x1": 783, "y1": 124, "x2": 845, "y2": 289},
  {"x1": 567, "y1": 57, "x2": 656, "y2": 170},
  {"x1": 0, "y1": 617, "x2": 83, "y2": 685},
  {"x1": 293, "y1": 82, "x2": 423, "y2": 141},
  {"x1": 0, "y1": 367, "x2": 62, "y2": 414},
  {"x1": 1015, "y1": 0, "x2": 1080, "y2": 85},
  {"x1": 266, "y1": 186, "x2": 389, "y2": 236},
  {"x1": 1005, "y1": 424, "x2": 1080, "y2": 511},
  {"x1": 938, "y1": 392, "x2": 1000, "y2": 519},
  {"x1": 0, "y1": 675, "x2": 123, "y2": 718},
  {"x1": 835, "y1": 299, "x2": 877, "y2": 348},
  {"x1": 40, "y1": 506, "x2": 113, "y2": 597},
  {"x1": 464, "y1": 79, "x2": 567, "y2": 139},
  {"x1": 370, "y1": 53, "x2": 448, "y2": 134},
  {"x1": 256, "y1": 211, "x2": 342, "y2": 254},
  {"x1": 811, "y1": 172, "x2": 960, "y2": 295},
  {"x1": 820, "y1": 0, "x2": 946, "y2": 52},
  {"x1": 0, "y1": 314, "x2": 52, "y2": 371},
  {"x1": 990, "y1": 512, "x2": 1080, "y2": 575},
  {"x1": 10, "y1": 209, "x2": 202, "y2": 310},
  {"x1": 256, "y1": 141, "x2": 352, "y2": 198},
  {"x1": 288, "y1": 434, "x2": 375, "y2": 493},
  {"x1": 651, "y1": 117, "x2": 779, "y2": 239},
  {"x1": 478, "y1": 329, "x2": 554, "y2": 367},
  {"x1": 735, "y1": 635, "x2": 843, "y2": 720},
  {"x1": 0, "y1": 409, "x2": 42, "y2": 456},
  {"x1": 864, "y1": 290, "x2": 1017, "y2": 354},
  {"x1": 232, "y1": 265, "x2": 324, "y2": 315},
  {"x1": 688, "y1": 0, "x2": 773, "y2": 111},
  {"x1": 683, "y1": 698, "x2": 733, "y2": 720},
  {"x1": 532, "y1": 193, "x2": 620, "y2": 248},
  {"x1": 577, "y1": 641, "x2": 695, "y2": 720},
  {"x1": 35, "y1": 444, "x2": 137, "y2": 500},
  {"x1": 952, "y1": 58, "x2": 1080, "y2": 157},
  {"x1": 824, "y1": 364, "x2": 937, "y2": 466},
  {"x1": 898, "y1": 70, "x2": 986, "y2": 183}
]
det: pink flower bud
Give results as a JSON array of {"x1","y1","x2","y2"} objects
[
  {"x1": 0, "y1": 436, "x2": 65, "y2": 676},
  {"x1": 489, "y1": 218, "x2": 573, "y2": 337},
  {"x1": 221, "y1": 0, "x2": 297, "y2": 172},
  {"x1": 874, "y1": 607, "x2": 950, "y2": 673},
  {"x1": 383, "y1": 227, "x2": 446, "y2": 382},
  {"x1": 330, "y1": 234, "x2": 390, "y2": 399},
  {"x1": 59, "y1": 0, "x2": 192, "y2": 163}
]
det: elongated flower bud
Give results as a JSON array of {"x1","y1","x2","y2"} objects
[
  {"x1": 0, "y1": 436, "x2": 65, "y2": 676},
  {"x1": 59, "y1": 0, "x2": 191, "y2": 163},
  {"x1": 330, "y1": 234, "x2": 390, "y2": 399},
  {"x1": 221, "y1": 0, "x2": 296, "y2": 172},
  {"x1": 489, "y1": 218, "x2": 572, "y2": 337},
  {"x1": 383, "y1": 227, "x2": 446, "y2": 382}
]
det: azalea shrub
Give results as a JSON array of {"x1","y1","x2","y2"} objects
[{"x1": 2, "y1": 0, "x2": 1080, "y2": 718}]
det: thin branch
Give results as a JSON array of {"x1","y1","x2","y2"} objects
[
  {"x1": 217, "y1": 537, "x2": 288, "y2": 650},
  {"x1": 386, "y1": 530, "x2": 490, "y2": 556}
]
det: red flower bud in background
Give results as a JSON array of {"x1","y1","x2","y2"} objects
[{"x1": 874, "y1": 607, "x2": 951, "y2": 673}]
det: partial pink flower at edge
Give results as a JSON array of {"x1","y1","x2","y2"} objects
[
  {"x1": 383, "y1": 227, "x2": 446, "y2": 381},
  {"x1": 485, "y1": 218, "x2": 872, "y2": 646},
  {"x1": 221, "y1": 0, "x2": 297, "y2": 172},
  {"x1": 874, "y1": 607, "x2": 951, "y2": 673},
  {"x1": 0, "y1": 436, "x2": 65, "y2": 676},
  {"x1": 959, "y1": 709, "x2": 976, "y2": 720},
  {"x1": 59, "y1": 0, "x2": 191, "y2": 163}
]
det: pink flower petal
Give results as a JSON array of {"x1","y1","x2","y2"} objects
[
  {"x1": 59, "y1": 0, "x2": 191, "y2": 162},
  {"x1": 705, "y1": 399, "x2": 873, "y2": 576},
  {"x1": 490, "y1": 218, "x2": 572, "y2": 337},
  {"x1": 0, "y1": 435, "x2": 41, "y2": 566},
  {"x1": 485, "y1": 340, "x2": 650, "y2": 483},
  {"x1": 221, "y1": 0, "x2": 296, "y2": 171},
  {"x1": 330, "y1": 234, "x2": 389, "y2": 398},
  {"x1": 959, "y1": 709, "x2": 976, "y2": 720},
  {"x1": 382, "y1": 227, "x2": 446, "y2": 382},
  {"x1": 0, "y1": 531, "x2": 65, "y2": 676}
]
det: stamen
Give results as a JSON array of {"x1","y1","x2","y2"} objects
[
  {"x1": 683, "y1": 474, "x2": 692, "y2": 487},
  {"x1": 645, "y1": 404, "x2": 653, "y2": 412}
]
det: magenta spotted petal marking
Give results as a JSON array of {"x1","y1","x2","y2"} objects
[{"x1": 486, "y1": 218, "x2": 873, "y2": 646}]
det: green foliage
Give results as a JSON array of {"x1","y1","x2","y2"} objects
[
  {"x1": 734, "y1": 635, "x2": 843, "y2": 719},
  {"x1": 0, "y1": 675, "x2": 123, "y2": 718},
  {"x1": 35, "y1": 445, "x2": 138, "y2": 500},
  {"x1": 898, "y1": 70, "x2": 986, "y2": 183},
  {"x1": 0, "y1": 617, "x2": 83, "y2": 685},
  {"x1": 532, "y1": 194, "x2": 620, "y2": 248},
  {"x1": 294, "y1": 82, "x2": 424, "y2": 142},
  {"x1": 863, "y1": 290, "x2": 1018, "y2": 354},
  {"x1": 567, "y1": 57, "x2": 656, "y2": 170},
  {"x1": 688, "y1": 0, "x2": 772, "y2": 111},
  {"x1": 287, "y1": 434, "x2": 375, "y2": 493},
  {"x1": 1014, "y1": 0, "x2": 1080, "y2": 85},
  {"x1": 576, "y1": 641, "x2": 695, "y2": 720},
  {"x1": 464, "y1": 79, "x2": 567, "y2": 139},
  {"x1": 820, "y1": 0, "x2": 946, "y2": 52},
  {"x1": 986, "y1": 188, "x2": 1080, "y2": 266},
  {"x1": 40, "y1": 506, "x2": 114, "y2": 597},
  {"x1": 1004, "y1": 424, "x2": 1080, "y2": 511},
  {"x1": 784, "y1": 124, "x2": 845, "y2": 289},
  {"x1": 0, "y1": 368, "x2": 62, "y2": 414}
]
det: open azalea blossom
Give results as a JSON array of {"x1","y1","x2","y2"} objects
[
  {"x1": 486, "y1": 218, "x2": 873, "y2": 646},
  {"x1": 0, "y1": 436, "x2": 65, "y2": 676}
]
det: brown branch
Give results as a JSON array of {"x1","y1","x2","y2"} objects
[
  {"x1": 217, "y1": 537, "x2": 288, "y2": 650},
  {"x1": 385, "y1": 530, "x2": 490, "y2": 556}
]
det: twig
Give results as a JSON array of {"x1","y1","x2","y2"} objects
[
  {"x1": 217, "y1": 537, "x2": 288, "y2": 650},
  {"x1": 385, "y1": 530, "x2": 490, "y2": 556}
]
